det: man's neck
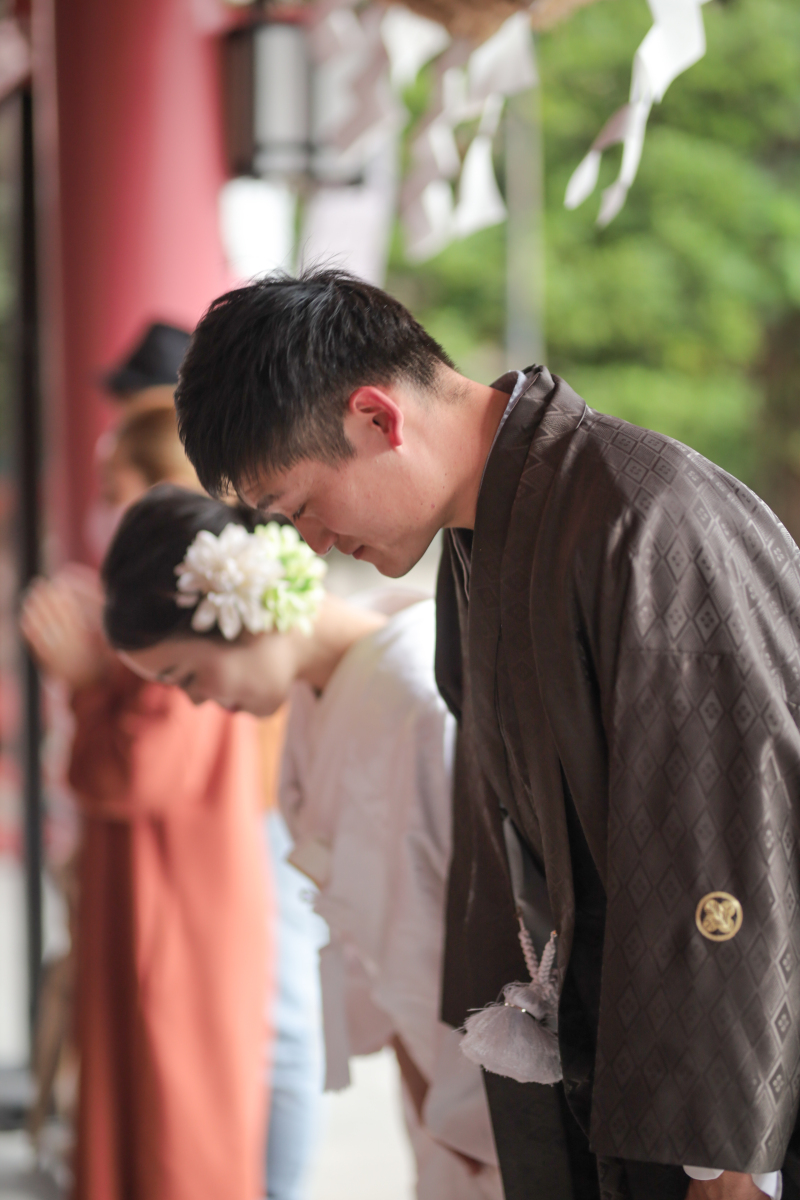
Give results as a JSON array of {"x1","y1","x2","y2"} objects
[{"x1": 440, "y1": 374, "x2": 514, "y2": 531}]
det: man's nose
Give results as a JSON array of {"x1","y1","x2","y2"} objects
[{"x1": 296, "y1": 516, "x2": 335, "y2": 557}]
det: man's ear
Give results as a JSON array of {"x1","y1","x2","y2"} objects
[{"x1": 347, "y1": 386, "x2": 404, "y2": 450}]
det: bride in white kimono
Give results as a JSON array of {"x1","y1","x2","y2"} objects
[
  {"x1": 102, "y1": 490, "x2": 502, "y2": 1200},
  {"x1": 281, "y1": 594, "x2": 502, "y2": 1200}
]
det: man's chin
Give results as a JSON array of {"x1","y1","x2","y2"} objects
[{"x1": 357, "y1": 545, "x2": 427, "y2": 580}]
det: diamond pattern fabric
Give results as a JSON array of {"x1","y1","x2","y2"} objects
[
  {"x1": 439, "y1": 365, "x2": 800, "y2": 1190},
  {"x1": 578, "y1": 409, "x2": 800, "y2": 1172}
]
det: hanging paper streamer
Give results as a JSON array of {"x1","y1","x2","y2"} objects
[
  {"x1": 452, "y1": 94, "x2": 507, "y2": 238},
  {"x1": 328, "y1": 6, "x2": 402, "y2": 164},
  {"x1": 300, "y1": 0, "x2": 402, "y2": 286},
  {"x1": 400, "y1": 40, "x2": 473, "y2": 259},
  {"x1": 381, "y1": 5, "x2": 451, "y2": 91},
  {"x1": 398, "y1": 12, "x2": 537, "y2": 261},
  {"x1": 308, "y1": 0, "x2": 361, "y2": 68},
  {"x1": 468, "y1": 10, "x2": 538, "y2": 101},
  {"x1": 564, "y1": 0, "x2": 710, "y2": 226}
]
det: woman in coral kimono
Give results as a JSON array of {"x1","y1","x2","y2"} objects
[
  {"x1": 21, "y1": 408, "x2": 269, "y2": 1200},
  {"x1": 100, "y1": 485, "x2": 503, "y2": 1200}
]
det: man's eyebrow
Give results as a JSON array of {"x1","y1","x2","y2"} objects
[{"x1": 255, "y1": 492, "x2": 280, "y2": 511}]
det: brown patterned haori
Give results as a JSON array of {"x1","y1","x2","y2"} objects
[{"x1": 436, "y1": 366, "x2": 800, "y2": 1200}]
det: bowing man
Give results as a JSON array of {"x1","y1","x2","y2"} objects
[{"x1": 173, "y1": 270, "x2": 800, "y2": 1200}]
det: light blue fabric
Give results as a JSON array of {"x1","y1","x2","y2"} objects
[{"x1": 263, "y1": 812, "x2": 327, "y2": 1200}]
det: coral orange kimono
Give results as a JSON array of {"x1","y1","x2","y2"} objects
[{"x1": 68, "y1": 665, "x2": 271, "y2": 1200}]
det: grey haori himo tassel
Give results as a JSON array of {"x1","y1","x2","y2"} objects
[{"x1": 460, "y1": 921, "x2": 561, "y2": 1085}]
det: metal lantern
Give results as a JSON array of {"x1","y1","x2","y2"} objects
[{"x1": 224, "y1": 19, "x2": 313, "y2": 179}]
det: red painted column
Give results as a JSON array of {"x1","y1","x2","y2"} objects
[{"x1": 53, "y1": 0, "x2": 236, "y2": 561}]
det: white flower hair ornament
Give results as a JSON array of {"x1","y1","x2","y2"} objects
[{"x1": 174, "y1": 522, "x2": 327, "y2": 642}]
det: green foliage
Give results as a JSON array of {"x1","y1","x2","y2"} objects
[{"x1": 387, "y1": 0, "x2": 800, "y2": 504}]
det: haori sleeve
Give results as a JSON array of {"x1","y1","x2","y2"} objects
[{"x1": 587, "y1": 479, "x2": 800, "y2": 1174}]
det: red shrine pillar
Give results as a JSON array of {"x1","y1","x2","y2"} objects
[{"x1": 51, "y1": 0, "x2": 236, "y2": 562}]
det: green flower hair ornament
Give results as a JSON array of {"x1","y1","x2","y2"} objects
[{"x1": 175, "y1": 521, "x2": 327, "y2": 642}]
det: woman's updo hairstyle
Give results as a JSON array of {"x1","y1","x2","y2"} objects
[{"x1": 102, "y1": 484, "x2": 259, "y2": 651}]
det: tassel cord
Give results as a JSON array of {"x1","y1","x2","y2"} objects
[{"x1": 517, "y1": 914, "x2": 540, "y2": 981}]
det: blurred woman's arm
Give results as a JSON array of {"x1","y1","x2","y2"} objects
[{"x1": 20, "y1": 573, "x2": 111, "y2": 690}]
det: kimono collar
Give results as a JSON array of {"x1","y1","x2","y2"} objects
[
  {"x1": 478, "y1": 368, "x2": 528, "y2": 492},
  {"x1": 466, "y1": 367, "x2": 559, "y2": 845},
  {"x1": 472, "y1": 365, "x2": 557, "y2": 605},
  {"x1": 468, "y1": 368, "x2": 589, "y2": 969}
]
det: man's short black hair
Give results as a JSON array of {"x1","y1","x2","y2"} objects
[{"x1": 175, "y1": 269, "x2": 454, "y2": 498}]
